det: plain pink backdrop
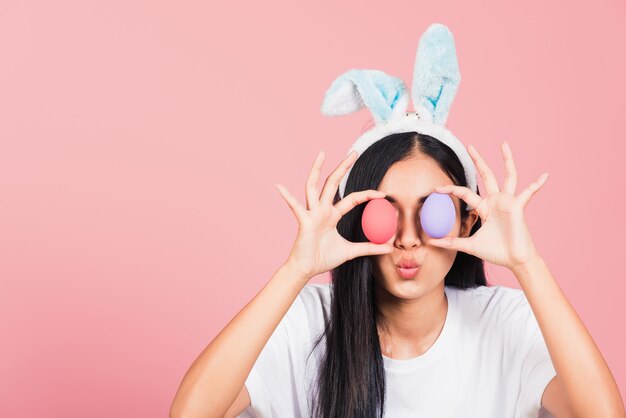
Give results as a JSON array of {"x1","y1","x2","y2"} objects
[{"x1": 1, "y1": 0, "x2": 625, "y2": 416}]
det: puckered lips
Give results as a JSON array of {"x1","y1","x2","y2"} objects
[
  {"x1": 397, "y1": 258, "x2": 420, "y2": 269},
  {"x1": 396, "y1": 258, "x2": 421, "y2": 279}
]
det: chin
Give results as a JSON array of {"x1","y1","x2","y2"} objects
[{"x1": 378, "y1": 272, "x2": 428, "y2": 299}]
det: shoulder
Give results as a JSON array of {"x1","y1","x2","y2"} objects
[
  {"x1": 450, "y1": 284, "x2": 528, "y2": 308},
  {"x1": 298, "y1": 283, "x2": 332, "y2": 327},
  {"x1": 278, "y1": 283, "x2": 331, "y2": 341},
  {"x1": 300, "y1": 282, "x2": 332, "y2": 306},
  {"x1": 448, "y1": 284, "x2": 532, "y2": 327}
]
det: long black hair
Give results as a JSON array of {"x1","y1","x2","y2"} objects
[{"x1": 306, "y1": 132, "x2": 489, "y2": 418}]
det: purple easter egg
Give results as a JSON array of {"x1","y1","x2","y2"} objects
[{"x1": 420, "y1": 193, "x2": 455, "y2": 239}]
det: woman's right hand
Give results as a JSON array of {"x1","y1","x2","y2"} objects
[{"x1": 275, "y1": 149, "x2": 394, "y2": 280}]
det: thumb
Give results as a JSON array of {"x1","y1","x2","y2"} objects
[
  {"x1": 428, "y1": 236, "x2": 472, "y2": 254},
  {"x1": 428, "y1": 237, "x2": 454, "y2": 248},
  {"x1": 428, "y1": 237, "x2": 478, "y2": 257},
  {"x1": 349, "y1": 242, "x2": 393, "y2": 260}
]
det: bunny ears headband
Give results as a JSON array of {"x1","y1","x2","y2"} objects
[{"x1": 320, "y1": 23, "x2": 478, "y2": 211}]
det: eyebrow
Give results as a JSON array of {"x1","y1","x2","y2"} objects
[{"x1": 384, "y1": 194, "x2": 430, "y2": 205}]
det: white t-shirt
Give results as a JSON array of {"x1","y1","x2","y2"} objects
[{"x1": 238, "y1": 283, "x2": 557, "y2": 418}]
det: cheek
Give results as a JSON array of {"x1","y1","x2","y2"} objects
[{"x1": 425, "y1": 243, "x2": 458, "y2": 272}]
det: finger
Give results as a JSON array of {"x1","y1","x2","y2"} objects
[
  {"x1": 275, "y1": 183, "x2": 307, "y2": 222},
  {"x1": 434, "y1": 184, "x2": 486, "y2": 220},
  {"x1": 320, "y1": 149, "x2": 359, "y2": 205},
  {"x1": 501, "y1": 141, "x2": 518, "y2": 195},
  {"x1": 427, "y1": 235, "x2": 476, "y2": 257},
  {"x1": 347, "y1": 242, "x2": 393, "y2": 261},
  {"x1": 334, "y1": 189, "x2": 387, "y2": 217},
  {"x1": 306, "y1": 151, "x2": 325, "y2": 210},
  {"x1": 518, "y1": 173, "x2": 549, "y2": 208},
  {"x1": 468, "y1": 144, "x2": 500, "y2": 195}
]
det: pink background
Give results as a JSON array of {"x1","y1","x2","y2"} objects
[{"x1": 1, "y1": 0, "x2": 625, "y2": 416}]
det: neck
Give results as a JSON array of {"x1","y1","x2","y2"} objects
[{"x1": 374, "y1": 281, "x2": 448, "y2": 359}]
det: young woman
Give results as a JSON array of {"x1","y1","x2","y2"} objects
[{"x1": 170, "y1": 133, "x2": 625, "y2": 418}]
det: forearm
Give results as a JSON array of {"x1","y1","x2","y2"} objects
[
  {"x1": 511, "y1": 256, "x2": 626, "y2": 417},
  {"x1": 170, "y1": 262, "x2": 309, "y2": 418}
]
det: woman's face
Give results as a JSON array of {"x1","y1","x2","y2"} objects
[{"x1": 371, "y1": 153, "x2": 478, "y2": 300}]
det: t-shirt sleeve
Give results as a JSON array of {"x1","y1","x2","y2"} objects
[
  {"x1": 513, "y1": 293, "x2": 558, "y2": 418},
  {"x1": 238, "y1": 285, "x2": 314, "y2": 418}
]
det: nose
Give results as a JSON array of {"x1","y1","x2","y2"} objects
[{"x1": 394, "y1": 211, "x2": 424, "y2": 250}]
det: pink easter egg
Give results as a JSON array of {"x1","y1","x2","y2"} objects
[{"x1": 361, "y1": 198, "x2": 397, "y2": 244}]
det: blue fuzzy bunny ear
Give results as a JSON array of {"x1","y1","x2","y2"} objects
[
  {"x1": 412, "y1": 23, "x2": 461, "y2": 126},
  {"x1": 321, "y1": 69, "x2": 409, "y2": 125}
]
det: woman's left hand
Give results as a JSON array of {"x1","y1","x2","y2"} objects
[{"x1": 427, "y1": 141, "x2": 549, "y2": 271}]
